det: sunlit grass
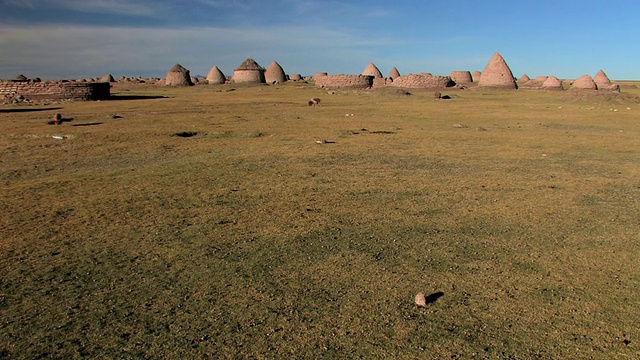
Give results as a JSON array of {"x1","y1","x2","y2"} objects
[{"x1": 1, "y1": 81, "x2": 639, "y2": 358}]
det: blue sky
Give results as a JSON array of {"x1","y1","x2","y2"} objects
[{"x1": 1, "y1": 0, "x2": 638, "y2": 80}]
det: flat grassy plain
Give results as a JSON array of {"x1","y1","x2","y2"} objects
[{"x1": 1, "y1": 81, "x2": 639, "y2": 359}]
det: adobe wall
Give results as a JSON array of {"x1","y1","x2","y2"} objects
[
  {"x1": 314, "y1": 74, "x2": 373, "y2": 89},
  {"x1": 1, "y1": 80, "x2": 110, "y2": 103},
  {"x1": 387, "y1": 74, "x2": 455, "y2": 89},
  {"x1": 231, "y1": 70, "x2": 266, "y2": 84},
  {"x1": 372, "y1": 77, "x2": 389, "y2": 88}
]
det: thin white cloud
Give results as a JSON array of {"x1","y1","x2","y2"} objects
[
  {"x1": 197, "y1": 0, "x2": 251, "y2": 10},
  {"x1": 2, "y1": 0, "x2": 160, "y2": 16},
  {"x1": 0, "y1": 24, "x2": 384, "y2": 79}
]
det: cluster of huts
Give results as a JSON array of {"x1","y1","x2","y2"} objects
[
  {"x1": 2, "y1": 52, "x2": 621, "y2": 104},
  {"x1": 163, "y1": 59, "x2": 297, "y2": 86},
  {"x1": 157, "y1": 52, "x2": 620, "y2": 92}
]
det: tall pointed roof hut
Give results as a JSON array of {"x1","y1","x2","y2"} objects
[
  {"x1": 231, "y1": 58, "x2": 266, "y2": 84},
  {"x1": 265, "y1": 61, "x2": 287, "y2": 83},
  {"x1": 165, "y1": 64, "x2": 194, "y2": 86},
  {"x1": 362, "y1": 62, "x2": 383, "y2": 78},
  {"x1": 594, "y1": 70, "x2": 620, "y2": 92},
  {"x1": 477, "y1": 52, "x2": 517, "y2": 90},
  {"x1": 572, "y1": 75, "x2": 597, "y2": 90},
  {"x1": 594, "y1": 69, "x2": 611, "y2": 88},
  {"x1": 206, "y1": 66, "x2": 226, "y2": 84},
  {"x1": 388, "y1": 67, "x2": 401, "y2": 80}
]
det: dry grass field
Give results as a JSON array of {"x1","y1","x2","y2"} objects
[{"x1": 1, "y1": 81, "x2": 639, "y2": 359}]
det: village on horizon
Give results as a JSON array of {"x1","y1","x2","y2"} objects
[{"x1": 0, "y1": 52, "x2": 623, "y2": 105}]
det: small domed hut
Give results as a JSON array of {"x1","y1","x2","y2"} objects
[{"x1": 231, "y1": 58, "x2": 266, "y2": 84}]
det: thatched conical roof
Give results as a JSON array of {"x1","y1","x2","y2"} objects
[
  {"x1": 362, "y1": 62, "x2": 383, "y2": 78},
  {"x1": 206, "y1": 66, "x2": 226, "y2": 84},
  {"x1": 235, "y1": 58, "x2": 265, "y2": 71},
  {"x1": 165, "y1": 63, "x2": 194, "y2": 86},
  {"x1": 572, "y1": 75, "x2": 597, "y2": 90},
  {"x1": 542, "y1": 76, "x2": 563, "y2": 90},
  {"x1": 594, "y1": 69, "x2": 611, "y2": 87},
  {"x1": 388, "y1": 67, "x2": 401, "y2": 79},
  {"x1": 265, "y1": 61, "x2": 287, "y2": 83},
  {"x1": 478, "y1": 52, "x2": 517, "y2": 90}
]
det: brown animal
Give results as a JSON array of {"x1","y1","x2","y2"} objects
[
  {"x1": 53, "y1": 113, "x2": 62, "y2": 125},
  {"x1": 308, "y1": 97, "x2": 321, "y2": 106},
  {"x1": 434, "y1": 91, "x2": 442, "y2": 99}
]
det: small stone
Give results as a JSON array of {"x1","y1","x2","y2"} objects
[{"x1": 415, "y1": 292, "x2": 426, "y2": 307}]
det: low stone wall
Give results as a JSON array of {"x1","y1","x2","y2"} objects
[
  {"x1": 387, "y1": 74, "x2": 455, "y2": 89},
  {"x1": 1, "y1": 80, "x2": 110, "y2": 103},
  {"x1": 314, "y1": 74, "x2": 373, "y2": 89}
]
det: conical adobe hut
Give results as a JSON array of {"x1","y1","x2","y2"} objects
[
  {"x1": 572, "y1": 75, "x2": 597, "y2": 90},
  {"x1": 99, "y1": 74, "x2": 115, "y2": 82},
  {"x1": 388, "y1": 67, "x2": 401, "y2": 80},
  {"x1": 477, "y1": 52, "x2": 517, "y2": 90},
  {"x1": 450, "y1": 71, "x2": 473, "y2": 84},
  {"x1": 541, "y1": 76, "x2": 563, "y2": 90},
  {"x1": 265, "y1": 61, "x2": 287, "y2": 83},
  {"x1": 165, "y1": 64, "x2": 194, "y2": 86},
  {"x1": 231, "y1": 58, "x2": 265, "y2": 84},
  {"x1": 518, "y1": 74, "x2": 531, "y2": 83},
  {"x1": 594, "y1": 69, "x2": 612, "y2": 88},
  {"x1": 362, "y1": 62, "x2": 383, "y2": 78},
  {"x1": 206, "y1": 66, "x2": 226, "y2": 84},
  {"x1": 594, "y1": 70, "x2": 620, "y2": 91}
]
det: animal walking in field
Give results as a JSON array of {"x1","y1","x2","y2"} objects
[
  {"x1": 53, "y1": 113, "x2": 62, "y2": 125},
  {"x1": 308, "y1": 98, "x2": 321, "y2": 106}
]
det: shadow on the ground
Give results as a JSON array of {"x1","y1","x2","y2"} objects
[
  {"x1": 72, "y1": 122, "x2": 103, "y2": 127},
  {"x1": 109, "y1": 95, "x2": 168, "y2": 101},
  {"x1": 0, "y1": 107, "x2": 63, "y2": 113},
  {"x1": 425, "y1": 291, "x2": 445, "y2": 304},
  {"x1": 47, "y1": 117, "x2": 74, "y2": 125}
]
